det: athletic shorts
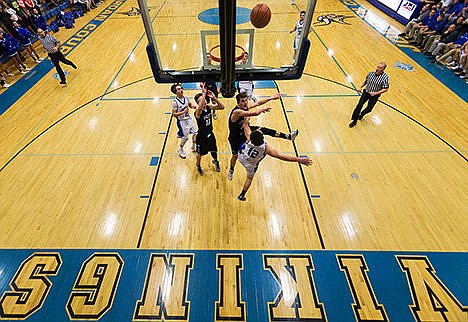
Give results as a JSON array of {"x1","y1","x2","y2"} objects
[
  {"x1": 294, "y1": 36, "x2": 300, "y2": 50},
  {"x1": 228, "y1": 135, "x2": 245, "y2": 155},
  {"x1": 176, "y1": 118, "x2": 197, "y2": 139},
  {"x1": 238, "y1": 153, "x2": 260, "y2": 177},
  {"x1": 196, "y1": 132, "x2": 217, "y2": 156}
]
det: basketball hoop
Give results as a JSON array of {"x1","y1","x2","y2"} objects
[{"x1": 208, "y1": 45, "x2": 247, "y2": 63}]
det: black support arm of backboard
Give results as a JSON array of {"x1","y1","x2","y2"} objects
[{"x1": 219, "y1": 0, "x2": 237, "y2": 97}]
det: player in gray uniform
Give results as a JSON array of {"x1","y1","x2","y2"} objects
[
  {"x1": 171, "y1": 83, "x2": 197, "y2": 159},
  {"x1": 237, "y1": 120, "x2": 312, "y2": 201},
  {"x1": 228, "y1": 92, "x2": 299, "y2": 181}
]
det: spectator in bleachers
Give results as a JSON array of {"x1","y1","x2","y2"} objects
[
  {"x1": 448, "y1": 41, "x2": 468, "y2": 81},
  {"x1": 436, "y1": 38, "x2": 464, "y2": 63},
  {"x1": 437, "y1": 36, "x2": 468, "y2": 63},
  {"x1": 14, "y1": 0, "x2": 36, "y2": 32},
  {"x1": 405, "y1": 9, "x2": 439, "y2": 42},
  {"x1": 74, "y1": 0, "x2": 90, "y2": 14},
  {"x1": 12, "y1": 21, "x2": 42, "y2": 62},
  {"x1": 4, "y1": 4, "x2": 21, "y2": 23},
  {"x1": 455, "y1": 13, "x2": 468, "y2": 34},
  {"x1": 442, "y1": 0, "x2": 464, "y2": 24},
  {"x1": 414, "y1": 14, "x2": 446, "y2": 46},
  {"x1": 2, "y1": 2, "x2": 35, "y2": 33},
  {"x1": 440, "y1": 0, "x2": 454, "y2": 9},
  {"x1": 0, "y1": 28, "x2": 30, "y2": 74},
  {"x1": 460, "y1": 1, "x2": 468, "y2": 22},
  {"x1": 421, "y1": 17, "x2": 457, "y2": 52},
  {"x1": 39, "y1": 0, "x2": 59, "y2": 8},
  {"x1": 31, "y1": 8, "x2": 47, "y2": 30},
  {"x1": 427, "y1": 24, "x2": 460, "y2": 57},
  {"x1": 0, "y1": 4, "x2": 16, "y2": 33},
  {"x1": 23, "y1": 0, "x2": 42, "y2": 13},
  {"x1": 457, "y1": 43, "x2": 468, "y2": 81}
]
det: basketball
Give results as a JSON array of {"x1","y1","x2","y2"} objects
[{"x1": 250, "y1": 3, "x2": 271, "y2": 28}]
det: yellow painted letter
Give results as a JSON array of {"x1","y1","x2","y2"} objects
[
  {"x1": 215, "y1": 254, "x2": 245, "y2": 321},
  {"x1": 264, "y1": 255, "x2": 326, "y2": 321},
  {"x1": 0, "y1": 253, "x2": 61, "y2": 319},
  {"x1": 337, "y1": 254, "x2": 388, "y2": 321},
  {"x1": 397, "y1": 255, "x2": 468, "y2": 321},
  {"x1": 66, "y1": 253, "x2": 123, "y2": 319},
  {"x1": 134, "y1": 254, "x2": 193, "y2": 320}
]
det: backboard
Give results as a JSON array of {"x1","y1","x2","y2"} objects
[{"x1": 136, "y1": 0, "x2": 317, "y2": 97}]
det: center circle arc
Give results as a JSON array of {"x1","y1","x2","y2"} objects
[{"x1": 198, "y1": 7, "x2": 251, "y2": 25}]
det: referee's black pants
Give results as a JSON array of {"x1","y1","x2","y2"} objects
[
  {"x1": 351, "y1": 90, "x2": 380, "y2": 121},
  {"x1": 48, "y1": 51, "x2": 76, "y2": 83}
]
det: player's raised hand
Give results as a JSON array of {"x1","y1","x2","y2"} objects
[
  {"x1": 271, "y1": 93, "x2": 281, "y2": 100},
  {"x1": 299, "y1": 157, "x2": 313, "y2": 166}
]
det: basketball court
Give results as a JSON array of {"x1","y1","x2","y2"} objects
[{"x1": 0, "y1": 0, "x2": 466, "y2": 320}]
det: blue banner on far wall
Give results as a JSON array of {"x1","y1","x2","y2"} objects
[
  {"x1": 366, "y1": 0, "x2": 422, "y2": 25},
  {"x1": 0, "y1": 249, "x2": 466, "y2": 321}
]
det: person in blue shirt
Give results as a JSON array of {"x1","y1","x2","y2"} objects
[
  {"x1": 0, "y1": 29, "x2": 30, "y2": 74},
  {"x1": 12, "y1": 21, "x2": 42, "y2": 63},
  {"x1": 31, "y1": 8, "x2": 48, "y2": 31},
  {"x1": 406, "y1": 9, "x2": 438, "y2": 43},
  {"x1": 444, "y1": 0, "x2": 465, "y2": 24},
  {"x1": 415, "y1": 14, "x2": 446, "y2": 46}
]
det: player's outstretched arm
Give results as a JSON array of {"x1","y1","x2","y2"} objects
[
  {"x1": 194, "y1": 87, "x2": 207, "y2": 118},
  {"x1": 265, "y1": 145, "x2": 313, "y2": 165},
  {"x1": 236, "y1": 106, "x2": 271, "y2": 118},
  {"x1": 243, "y1": 119, "x2": 252, "y2": 141},
  {"x1": 249, "y1": 93, "x2": 280, "y2": 109}
]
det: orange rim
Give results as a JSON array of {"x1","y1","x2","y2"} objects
[{"x1": 209, "y1": 45, "x2": 246, "y2": 63}]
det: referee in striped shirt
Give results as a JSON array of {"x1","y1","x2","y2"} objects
[
  {"x1": 349, "y1": 62, "x2": 389, "y2": 128},
  {"x1": 37, "y1": 28, "x2": 77, "y2": 85}
]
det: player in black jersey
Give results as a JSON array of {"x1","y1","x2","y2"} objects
[
  {"x1": 201, "y1": 81, "x2": 220, "y2": 120},
  {"x1": 227, "y1": 92, "x2": 299, "y2": 181},
  {"x1": 194, "y1": 84, "x2": 225, "y2": 175}
]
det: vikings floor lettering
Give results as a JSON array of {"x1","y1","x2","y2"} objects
[{"x1": 0, "y1": 250, "x2": 466, "y2": 321}]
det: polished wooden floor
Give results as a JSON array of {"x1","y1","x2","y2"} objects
[{"x1": 0, "y1": 0, "x2": 467, "y2": 254}]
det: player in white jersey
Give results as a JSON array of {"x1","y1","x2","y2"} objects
[
  {"x1": 289, "y1": 11, "x2": 311, "y2": 60},
  {"x1": 236, "y1": 52, "x2": 257, "y2": 102},
  {"x1": 171, "y1": 83, "x2": 197, "y2": 159},
  {"x1": 237, "y1": 120, "x2": 313, "y2": 201}
]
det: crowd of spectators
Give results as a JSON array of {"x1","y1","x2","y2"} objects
[
  {"x1": 0, "y1": 0, "x2": 102, "y2": 88},
  {"x1": 399, "y1": 0, "x2": 468, "y2": 83}
]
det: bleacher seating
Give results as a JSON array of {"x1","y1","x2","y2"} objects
[
  {"x1": 40, "y1": 2, "x2": 70, "y2": 21},
  {"x1": 1, "y1": 2, "x2": 70, "y2": 65}
]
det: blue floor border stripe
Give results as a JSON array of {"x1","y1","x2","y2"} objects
[{"x1": 399, "y1": 47, "x2": 468, "y2": 102}]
